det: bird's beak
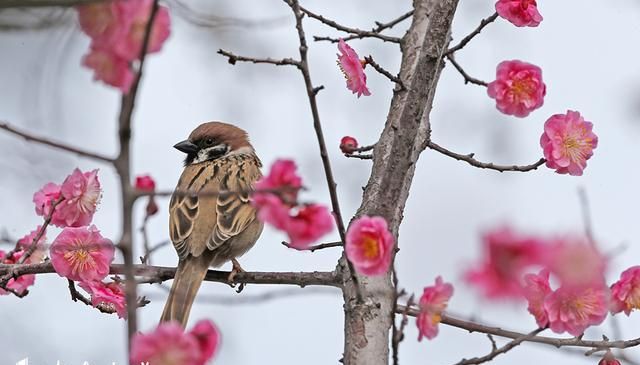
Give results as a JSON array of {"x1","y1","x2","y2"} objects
[{"x1": 173, "y1": 140, "x2": 199, "y2": 154}]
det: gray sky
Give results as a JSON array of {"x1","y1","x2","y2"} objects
[{"x1": 1, "y1": 1, "x2": 640, "y2": 364}]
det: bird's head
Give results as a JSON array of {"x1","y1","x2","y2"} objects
[{"x1": 174, "y1": 121, "x2": 254, "y2": 165}]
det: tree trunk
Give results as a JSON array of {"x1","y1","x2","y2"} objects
[{"x1": 341, "y1": 0, "x2": 460, "y2": 363}]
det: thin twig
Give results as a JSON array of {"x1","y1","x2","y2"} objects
[
  {"x1": 397, "y1": 305, "x2": 640, "y2": 351},
  {"x1": 427, "y1": 141, "x2": 546, "y2": 173},
  {"x1": 364, "y1": 56, "x2": 404, "y2": 90},
  {"x1": 373, "y1": 11, "x2": 414, "y2": 32},
  {"x1": 446, "y1": 55, "x2": 488, "y2": 87},
  {"x1": 345, "y1": 153, "x2": 373, "y2": 160},
  {"x1": 445, "y1": 12, "x2": 499, "y2": 55},
  {"x1": 453, "y1": 328, "x2": 545, "y2": 365},
  {"x1": 283, "y1": 0, "x2": 363, "y2": 303},
  {"x1": 113, "y1": 0, "x2": 160, "y2": 350},
  {"x1": 0, "y1": 0, "x2": 102, "y2": 9},
  {"x1": 352, "y1": 144, "x2": 375, "y2": 153},
  {"x1": 281, "y1": 240, "x2": 342, "y2": 252},
  {"x1": 0, "y1": 121, "x2": 114, "y2": 163},
  {"x1": 0, "y1": 197, "x2": 64, "y2": 289},
  {"x1": 140, "y1": 240, "x2": 170, "y2": 264},
  {"x1": 217, "y1": 49, "x2": 301, "y2": 68},
  {"x1": 68, "y1": 279, "x2": 149, "y2": 315},
  {"x1": 391, "y1": 265, "x2": 412, "y2": 365},
  {"x1": 578, "y1": 187, "x2": 596, "y2": 246},
  {"x1": 300, "y1": 5, "x2": 401, "y2": 44},
  {"x1": 17, "y1": 197, "x2": 63, "y2": 264},
  {"x1": 316, "y1": 10, "x2": 413, "y2": 43}
]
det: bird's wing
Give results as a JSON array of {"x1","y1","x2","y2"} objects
[
  {"x1": 169, "y1": 156, "x2": 262, "y2": 259},
  {"x1": 208, "y1": 155, "x2": 262, "y2": 251},
  {"x1": 169, "y1": 162, "x2": 219, "y2": 259}
]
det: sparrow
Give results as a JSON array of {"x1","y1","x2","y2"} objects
[{"x1": 161, "y1": 121, "x2": 264, "y2": 327}]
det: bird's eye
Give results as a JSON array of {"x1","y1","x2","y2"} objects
[{"x1": 205, "y1": 138, "x2": 214, "y2": 145}]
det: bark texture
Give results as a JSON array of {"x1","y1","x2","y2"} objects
[{"x1": 341, "y1": 0, "x2": 460, "y2": 363}]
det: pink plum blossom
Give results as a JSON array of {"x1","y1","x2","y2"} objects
[
  {"x1": 135, "y1": 174, "x2": 158, "y2": 216},
  {"x1": 135, "y1": 174, "x2": 156, "y2": 191},
  {"x1": 417, "y1": 276, "x2": 454, "y2": 341},
  {"x1": 610, "y1": 266, "x2": 640, "y2": 316},
  {"x1": 337, "y1": 39, "x2": 370, "y2": 97},
  {"x1": 56, "y1": 168, "x2": 102, "y2": 227},
  {"x1": 254, "y1": 159, "x2": 302, "y2": 207},
  {"x1": 131, "y1": 322, "x2": 202, "y2": 365},
  {"x1": 487, "y1": 60, "x2": 546, "y2": 117},
  {"x1": 16, "y1": 226, "x2": 47, "y2": 264},
  {"x1": 82, "y1": 48, "x2": 134, "y2": 93},
  {"x1": 599, "y1": 351, "x2": 622, "y2": 365},
  {"x1": 0, "y1": 250, "x2": 36, "y2": 296},
  {"x1": 544, "y1": 284, "x2": 609, "y2": 336},
  {"x1": 189, "y1": 320, "x2": 221, "y2": 364},
  {"x1": 112, "y1": 0, "x2": 171, "y2": 60},
  {"x1": 33, "y1": 182, "x2": 62, "y2": 218},
  {"x1": 34, "y1": 169, "x2": 102, "y2": 227},
  {"x1": 540, "y1": 110, "x2": 598, "y2": 176},
  {"x1": 130, "y1": 320, "x2": 219, "y2": 365},
  {"x1": 345, "y1": 216, "x2": 394, "y2": 276},
  {"x1": 79, "y1": 280, "x2": 127, "y2": 318},
  {"x1": 50, "y1": 225, "x2": 114, "y2": 282},
  {"x1": 255, "y1": 195, "x2": 291, "y2": 231},
  {"x1": 285, "y1": 204, "x2": 334, "y2": 249},
  {"x1": 523, "y1": 270, "x2": 551, "y2": 328},
  {"x1": 544, "y1": 237, "x2": 606, "y2": 289},
  {"x1": 495, "y1": 0, "x2": 543, "y2": 27},
  {"x1": 465, "y1": 226, "x2": 544, "y2": 299},
  {"x1": 77, "y1": 1, "x2": 130, "y2": 46},
  {"x1": 340, "y1": 136, "x2": 359, "y2": 154}
]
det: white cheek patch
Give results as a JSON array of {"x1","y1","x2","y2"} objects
[{"x1": 192, "y1": 144, "x2": 229, "y2": 163}]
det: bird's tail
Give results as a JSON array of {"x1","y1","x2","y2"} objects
[{"x1": 160, "y1": 256, "x2": 211, "y2": 327}]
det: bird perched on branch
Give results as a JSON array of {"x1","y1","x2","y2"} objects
[{"x1": 161, "y1": 121, "x2": 263, "y2": 327}]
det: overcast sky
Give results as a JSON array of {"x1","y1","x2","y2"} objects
[{"x1": 1, "y1": 1, "x2": 640, "y2": 364}]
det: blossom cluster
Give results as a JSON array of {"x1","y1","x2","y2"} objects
[
  {"x1": 466, "y1": 226, "x2": 640, "y2": 337},
  {"x1": 131, "y1": 319, "x2": 220, "y2": 365},
  {"x1": 25, "y1": 168, "x2": 125, "y2": 317},
  {"x1": 337, "y1": 1, "x2": 598, "y2": 177},
  {"x1": 0, "y1": 227, "x2": 47, "y2": 296},
  {"x1": 252, "y1": 159, "x2": 334, "y2": 249},
  {"x1": 76, "y1": 0, "x2": 171, "y2": 92}
]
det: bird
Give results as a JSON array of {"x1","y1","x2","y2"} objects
[{"x1": 161, "y1": 121, "x2": 263, "y2": 327}]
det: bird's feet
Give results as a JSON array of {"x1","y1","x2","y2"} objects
[{"x1": 228, "y1": 259, "x2": 246, "y2": 293}]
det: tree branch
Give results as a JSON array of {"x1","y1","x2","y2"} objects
[
  {"x1": 281, "y1": 240, "x2": 342, "y2": 252},
  {"x1": 364, "y1": 56, "x2": 405, "y2": 90},
  {"x1": 397, "y1": 305, "x2": 640, "y2": 351},
  {"x1": 0, "y1": 262, "x2": 343, "y2": 288},
  {"x1": 446, "y1": 55, "x2": 488, "y2": 86},
  {"x1": 299, "y1": 5, "x2": 401, "y2": 44},
  {"x1": 445, "y1": 12, "x2": 499, "y2": 55},
  {"x1": 340, "y1": 0, "x2": 460, "y2": 363},
  {"x1": 282, "y1": 0, "x2": 363, "y2": 304},
  {"x1": 0, "y1": 0, "x2": 102, "y2": 8},
  {"x1": 0, "y1": 121, "x2": 114, "y2": 163},
  {"x1": 373, "y1": 11, "x2": 414, "y2": 33},
  {"x1": 453, "y1": 328, "x2": 544, "y2": 365},
  {"x1": 427, "y1": 141, "x2": 546, "y2": 172},
  {"x1": 217, "y1": 49, "x2": 301, "y2": 68},
  {"x1": 113, "y1": 0, "x2": 159, "y2": 350}
]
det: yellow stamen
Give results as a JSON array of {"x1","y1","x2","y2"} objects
[{"x1": 361, "y1": 236, "x2": 379, "y2": 259}]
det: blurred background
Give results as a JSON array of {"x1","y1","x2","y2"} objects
[{"x1": 1, "y1": 0, "x2": 640, "y2": 364}]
